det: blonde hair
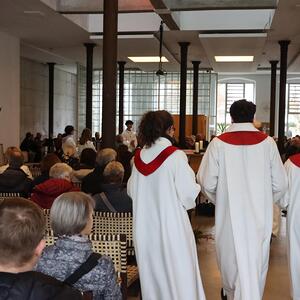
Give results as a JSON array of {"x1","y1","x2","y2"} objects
[
  {"x1": 103, "y1": 161, "x2": 124, "y2": 184},
  {"x1": 49, "y1": 163, "x2": 73, "y2": 180}
]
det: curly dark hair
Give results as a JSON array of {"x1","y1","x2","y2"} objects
[{"x1": 138, "y1": 110, "x2": 174, "y2": 148}]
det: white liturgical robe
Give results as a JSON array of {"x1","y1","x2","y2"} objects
[
  {"x1": 197, "y1": 123, "x2": 287, "y2": 300},
  {"x1": 127, "y1": 137, "x2": 206, "y2": 300},
  {"x1": 122, "y1": 129, "x2": 137, "y2": 152},
  {"x1": 284, "y1": 154, "x2": 300, "y2": 300}
]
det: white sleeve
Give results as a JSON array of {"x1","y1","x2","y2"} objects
[
  {"x1": 174, "y1": 151, "x2": 200, "y2": 210},
  {"x1": 269, "y1": 139, "x2": 288, "y2": 205},
  {"x1": 196, "y1": 140, "x2": 219, "y2": 204},
  {"x1": 280, "y1": 159, "x2": 292, "y2": 208}
]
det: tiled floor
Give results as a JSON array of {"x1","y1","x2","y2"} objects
[{"x1": 130, "y1": 214, "x2": 290, "y2": 299}]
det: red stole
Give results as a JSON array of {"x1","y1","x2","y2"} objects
[
  {"x1": 218, "y1": 131, "x2": 268, "y2": 145},
  {"x1": 289, "y1": 153, "x2": 300, "y2": 168},
  {"x1": 134, "y1": 146, "x2": 178, "y2": 176}
]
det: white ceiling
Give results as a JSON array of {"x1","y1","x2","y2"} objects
[{"x1": 1, "y1": 0, "x2": 300, "y2": 74}]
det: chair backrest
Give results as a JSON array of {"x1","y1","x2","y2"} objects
[
  {"x1": 92, "y1": 212, "x2": 134, "y2": 255},
  {"x1": 72, "y1": 182, "x2": 82, "y2": 189},
  {"x1": 43, "y1": 231, "x2": 127, "y2": 298},
  {"x1": 43, "y1": 209, "x2": 51, "y2": 231},
  {"x1": 0, "y1": 192, "x2": 21, "y2": 198},
  {"x1": 25, "y1": 163, "x2": 41, "y2": 178}
]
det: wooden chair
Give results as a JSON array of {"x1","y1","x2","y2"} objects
[
  {"x1": 92, "y1": 212, "x2": 135, "y2": 256},
  {"x1": 72, "y1": 182, "x2": 82, "y2": 189},
  {"x1": 0, "y1": 192, "x2": 21, "y2": 198},
  {"x1": 44, "y1": 231, "x2": 139, "y2": 300},
  {"x1": 43, "y1": 209, "x2": 51, "y2": 231},
  {"x1": 25, "y1": 163, "x2": 41, "y2": 178}
]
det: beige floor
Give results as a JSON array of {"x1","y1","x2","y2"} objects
[
  {"x1": 196, "y1": 215, "x2": 290, "y2": 300},
  {"x1": 130, "y1": 214, "x2": 290, "y2": 299}
]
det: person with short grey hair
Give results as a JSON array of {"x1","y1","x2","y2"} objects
[
  {"x1": 31, "y1": 163, "x2": 79, "y2": 209},
  {"x1": 49, "y1": 162, "x2": 73, "y2": 180},
  {"x1": 93, "y1": 161, "x2": 132, "y2": 212},
  {"x1": 36, "y1": 192, "x2": 122, "y2": 300},
  {"x1": 82, "y1": 148, "x2": 117, "y2": 195}
]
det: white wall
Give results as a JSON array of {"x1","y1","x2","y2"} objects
[
  {"x1": 20, "y1": 58, "x2": 77, "y2": 140},
  {"x1": 0, "y1": 31, "x2": 20, "y2": 150}
]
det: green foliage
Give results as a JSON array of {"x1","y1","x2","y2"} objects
[{"x1": 217, "y1": 123, "x2": 229, "y2": 134}]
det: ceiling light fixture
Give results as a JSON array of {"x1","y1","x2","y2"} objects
[
  {"x1": 90, "y1": 34, "x2": 154, "y2": 40},
  {"x1": 199, "y1": 33, "x2": 267, "y2": 38},
  {"x1": 215, "y1": 56, "x2": 254, "y2": 62},
  {"x1": 128, "y1": 56, "x2": 169, "y2": 63}
]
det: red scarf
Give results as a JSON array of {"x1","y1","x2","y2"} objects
[
  {"x1": 218, "y1": 131, "x2": 268, "y2": 145},
  {"x1": 134, "y1": 146, "x2": 178, "y2": 176},
  {"x1": 289, "y1": 153, "x2": 300, "y2": 168}
]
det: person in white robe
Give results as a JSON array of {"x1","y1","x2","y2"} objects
[
  {"x1": 197, "y1": 100, "x2": 287, "y2": 300},
  {"x1": 283, "y1": 149, "x2": 300, "y2": 300},
  {"x1": 127, "y1": 110, "x2": 206, "y2": 300},
  {"x1": 121, "y1": 120, "x2": 137, "y2": 152}
]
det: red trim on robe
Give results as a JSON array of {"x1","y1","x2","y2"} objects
[
  {"x1": 134, "y1": 146, "x2": 178, "y2": 176},
  {"x1": 217, "y1": 131, "x2": 268, "y2": 145},
  {"x1": 289, "y1": 153, "x2": 300, "y2": 168}
]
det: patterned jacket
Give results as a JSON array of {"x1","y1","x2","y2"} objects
[{"x1": 35, "y1": 235, "x2": 122, "y2": 300}]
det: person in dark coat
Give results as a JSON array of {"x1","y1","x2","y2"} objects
[
  {"x1": 81, "y1": 148, "x2": 117, "y2": 195},
  {"x1": 94, "y1": 161, "x2": 132, "y2": 212},
  {"x1": 116, "y1": 144, "x2": 133, "y2": 183},
  {"x1": 0, "y1": 197, "x2": 82, "y2": 300},
  {"x1": 0, "y1": 151, "x2": 32, "y2": 197}
]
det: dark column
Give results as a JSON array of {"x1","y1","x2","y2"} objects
[
  {"x1": 48, "y1": 63, "x2": 55, "y2": 140},
  {"x1": 269, "y1": 60, "x2": 278, "y2": 137},
  {"x1": 118, "y1": 61, "x2": 126, "y2": 134},
  {"x1": 102, "y1": 0, "x2": 118, "y2": 148},
  {"x1": 178, "y1": 42, "x2": 190, "y2": 148},
  {"x1": 84, "y1": 43, "x2": 96, "y2": 130},
  {"x1": 278, "y1": 40, "x2": 290, "y2": 153},
  {"x1": 192, "y1": 61, "x2": 200, "y2": 135}
]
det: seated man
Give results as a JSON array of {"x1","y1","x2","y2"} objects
[
  {"x1": 94, "y1": 161, "x2": 132, "y2": 212},
  {"x1": 81, "y1": 148, "x2": 117, "y2": 195},
  {"x1": 0, "y1": 197, "x2": 82, "y2": 300},
  {"x1": 0, "y1": 151, "x2": 32, "y2": 197},
  {"x1": 0, "y1": 146, "x2": 33, "y2": 179},
  {"x1": 31, "y1": 163, "x2": 79, "y2": 209}
]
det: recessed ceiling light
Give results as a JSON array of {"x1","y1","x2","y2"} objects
[
  {"x1": 215, "y1": 56, "x2": 254, "y2": 62},
  {"x1": 24, "y1": 10, "x2": 45, "y2": 16},
  {"x1": 128, "y1": 56, "x2": 169, "y2": 63},
  {"x1": 90, "y1": 35, "x2": 154, "y2": 40},
  {"x1": 199, "y1": 33, "x2": 267, "y2": 38}
]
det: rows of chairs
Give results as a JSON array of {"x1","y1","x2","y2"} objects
[{"x1": 43, "y1": 210, "x2": 138, "y2": 300}]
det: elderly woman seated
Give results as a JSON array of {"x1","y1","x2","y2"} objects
[
  {"x1": 93, "y1": 161, "x2": 132, "y2": 212},
  {"x1": 35, "y1": 192, "x2": 122, "y2": 299},
  {"x1": 31, "y1": 163, "x2": 79, "y2": 209}
]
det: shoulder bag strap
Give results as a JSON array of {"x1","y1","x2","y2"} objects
[
  {"x1": 99, "y1": 192, "x2": 117, "y2": 213},
  {"x1": 64, "y1": 252, "x2": 102, "y2": 286}
]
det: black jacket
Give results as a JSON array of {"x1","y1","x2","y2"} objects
[
  {"x1": 94, "y1": 183, "x2": 132, "y2": 212},
  {"x1": 0, "y1": 168, "x2": 32, "y2": 197},
  {"x1": 0, "y1": 271, "x2": 83, "y2": 300},
  {"x1": 81, "y1": 166, "x2": 105, "y2": 195}
]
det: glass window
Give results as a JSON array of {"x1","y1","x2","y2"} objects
[{"x1": 217, "y1": 82, "x2": 255, "y2": 134}]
